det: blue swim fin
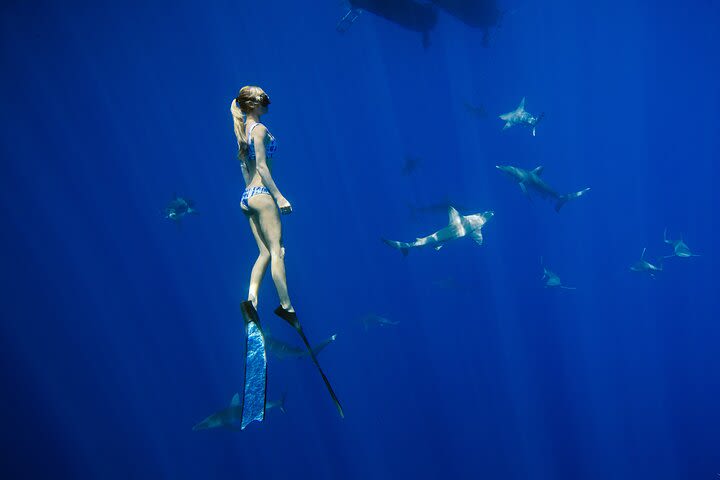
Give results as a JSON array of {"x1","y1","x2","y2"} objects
[
  {"x1": 274, "y1": 306, "x2": 344, "y2": 418},
  {"x1": 240, "y1": 301, "x2": 267, "y2": 429}
]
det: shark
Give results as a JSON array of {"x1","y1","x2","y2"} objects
[
  {"x1": 164, "y1": 195, "x2": 197, "y2": 223},
  {"x1": 630, "y1": 248, "x2": 663, "y2": 278},
  {"x1": 540, "y1": 258, "x2": 575, "y2": 290},
  {"x1": 383, "y1": 206, "x2": 494, "y2": 255},
  {"x1": 265, "y1": 332, "x2": 337, "y2": 360},
  {"x1": 360, "y1": 314, "x2": 399, "y2": 331},
  {"x1": 499, "y1": 97, "x2": 544, "y2": 136},
  {"x1": 464, "y1": 100, "x2": 487, "y2": 118},
  {"x1": 401, "y1": 156, "x2": 421, "y2": 175},
  {"x1": 192, "y1": 393, "x2": 286, "y2": 431},
  {"x1": 663, "y1": 228, "x2": 701, "y2": 258},
  {"x1": 495, "y1": 165, "x2": 590, "y2": 212}
]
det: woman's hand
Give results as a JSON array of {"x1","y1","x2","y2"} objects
[{"x1": 276, "y1": 196, "x2": 293, "y2": 215}]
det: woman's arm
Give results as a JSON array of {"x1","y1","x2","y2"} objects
[
  {"x1": 251, "y1": 125, "x2": 291, "y2": 213},
  {"x1": 240, "y1": 160, "x2": 251, "y2": 185}
]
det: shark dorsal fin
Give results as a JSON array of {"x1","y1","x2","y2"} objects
[
  {"x1": 448, "y1": 206, "x2": 463, "y2": 227},
  {"x1": 531, "y1": 166, "x2": 544, "y2": 175},
  {"x1": 230, "y1": 393, "x2": 240, "y2": 407},
  {"x1": 518, "y1": 97, "x2": 526, "y2": 111}
]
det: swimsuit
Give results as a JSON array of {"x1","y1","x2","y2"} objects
[
  {"x1": 247, "y1": 122, "x2": 278, "y2": 161},
  {"x1": 241, "y1": 123, "x2": 277, "y2": 212},
  {"x1": 241, "y1": 185, "x2": 271, "y2": 211}
]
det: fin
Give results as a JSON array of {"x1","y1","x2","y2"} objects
[
  {"x1": 519, "y1": 182, "x2": 530, "y2": 198},
  {"x1": 382, "y1": 238, "x2": 409, "y2": 256},
  {"x1": 663, "y1": 228, "x2": 671, "y2": 244},
  {"x1": 518, "y1": 97, "x2": 526, "y2": 111},
  {"x1": 274, "y1": 307, "x2": 344, "y2": 418},
  {"x1": 531, "y1": 166, "x2": 544, "y2": 175},
  {"x1": 502, "y1": 121, "x2": 513, "y2": 130},
  {"x1": 230, "y1": 393, "x2": 240, "y2": 407},
  {"x1": 311, "y1": 334, "x2": 338, "y2": 356},
  {"x1": 447, "y1": 206, "x2": 462, "y2": 226},
  {"x1": 470, "y1": 229, "x2": 483, "y2": 246},
  {"x1": 279, "y1": 393, "x2": 287, "y2": 414},
  {"x1": 555, "y1": 187, "x2": 590, "y2": 212},
  {"x1": 532, "y1": 126, "x2": 536, "y2": 136},
  {"x1": 434, "y1": 245, "x2": 443, "y2": 251},
  {"x1": 641, "y1": 248, "x2": 647, "y2": 260},
  {"x1": 239, "y1": 301, "x2": 267, "y2": 430}
]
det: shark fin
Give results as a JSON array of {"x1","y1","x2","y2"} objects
[
  {"x1": 231, "y1": 393, "x2": 240, "y2": 407},
  {"x1": 518, "y1": 97, "x2": 526, "y2": 111},
  {"x1": 531, "y1": 166, "x2": 544, "y2": 175},
  {"x1": 555, "y1": 187, "x2": 590, "y2": 212},
  {"x1": 471, "y1": 229, "x2": 483, "y2": 246},
  {"x1": 502, "y1": 121, "x2": 513, "y2": 130},
  {"x1": 434, "y1": 245, "x2": 443, "y2": 251},
  {"x1": 641, "y1": 247, "x2": 647, "y2": 260},
  {"x1": 519, "y1": 182, "x2": 530, "y2": 198},
  {"x1": 279, "y1": 393, "x2": 287, "y2": 414},
  {"x1": 382, "y1": 238, "x2": 409, "y2": 256},
  {"x1": 448, "y1": 206, "x2": 463, "y2": 226}
]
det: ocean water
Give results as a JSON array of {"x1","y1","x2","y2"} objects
[{"x1": 1, "y1": 1, "x2": 719, "y2": 479}]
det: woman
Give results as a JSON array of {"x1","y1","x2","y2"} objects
[
  {"x1": 231, "y1": 86, "x2": 344, "y2": 418},
  {"x1": 231, "y1": 86, "x2": 295, "y2": 316}
]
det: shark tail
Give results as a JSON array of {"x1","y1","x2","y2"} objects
[
  {"x1": 279, "y1": 392, "x2": 287, "y2": 414},
  {"x1": 555, "y1": 187, "x2": 591, "y2": 212},
  {"x1": 382, "y1": 238, "x2": 410, "y2": 256},
  {"x1": 312, "y1": 334, "x2": 338, "y2": 357}
]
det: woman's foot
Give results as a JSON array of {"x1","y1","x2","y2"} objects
[{"x1": 274, "y1": 305, "x2": 300, "y2": 330}]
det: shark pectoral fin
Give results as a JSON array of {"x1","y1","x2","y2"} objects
[
  {"x1": 519, "y1": 182, "x2": 530, "y2": 199},
  {"x1": 503, "y1": 121, "x2": 513, "y2": 130},
  {"x1": 531, "y1": 166, "x2": 544, "y2": 175},
  {"x1": 434, "y1": 245, "x2": 443, "y2": 251},
  {"x1": 230, "y1": 393, "x2": 240, "y2": 407},
  {"x1": 471, "y1": 230, "x2": 484, "y2": 246}
]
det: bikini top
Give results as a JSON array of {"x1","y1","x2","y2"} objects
[{"x1": 246, "y1": 122, "x2": 278, "y2": 160}]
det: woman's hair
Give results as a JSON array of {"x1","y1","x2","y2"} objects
[{"x1": 231, "y1": 85, "x2": 265, "y2": 162}]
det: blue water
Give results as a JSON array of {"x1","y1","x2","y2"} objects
[{"x1": 1, "y1": 1, "x2": 719, "y2": 479}]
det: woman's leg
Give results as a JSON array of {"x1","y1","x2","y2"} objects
[
  {"x1": 249, "y1": 194, "x2": 292, "y2": 311},
  {"x1": 247, "y1": 213, "x2": 270, "y2": 309}
]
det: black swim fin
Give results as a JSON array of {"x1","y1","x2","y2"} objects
[
  {"x1": 274, "y1": 306, "x2": 344, "y2": 418},
  {"x1": 240, "y1": 301, "x2": 267, "y2": 429}
]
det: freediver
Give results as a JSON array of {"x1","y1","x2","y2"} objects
[{"x1": 231, "y1": 86, "x2": 344, "y2": 419}]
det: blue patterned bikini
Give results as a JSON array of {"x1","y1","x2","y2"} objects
[{"x1": 241, "y1": 122, "x2": 278, "y2": 212}]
